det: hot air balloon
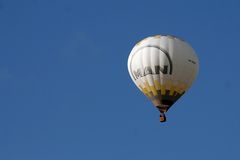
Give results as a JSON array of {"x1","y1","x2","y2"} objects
[{"x1": 127, "y1": 35, "x2": 199, "y2": 122}]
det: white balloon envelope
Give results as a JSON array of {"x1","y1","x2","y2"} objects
[{"x1": 127, "y1": 35, "x2": 199, "y2": 122}]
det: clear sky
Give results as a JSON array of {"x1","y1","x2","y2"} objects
[{"x1": 0, "y1": 0, "x2": 240, "y2": 159}]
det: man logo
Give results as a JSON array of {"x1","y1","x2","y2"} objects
[{"x1": 130, "y1": 45, "x2": 173, "y2": 80}]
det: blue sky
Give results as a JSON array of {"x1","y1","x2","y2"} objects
[{"x1": 0, "y1": 0, "x2": 240, "y2": 159}]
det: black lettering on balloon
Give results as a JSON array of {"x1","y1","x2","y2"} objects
[
  {"x1": 155, "y1": 65, "x2": 168, "y2": 74},
  {"x1": 133, "y1": 69, "x2": 142, "y2": 79},
  {"x1": 144, "y1": 66, "x2": 153, "y2": 76}
]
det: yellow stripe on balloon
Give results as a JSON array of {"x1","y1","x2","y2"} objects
[
  {"x1": 169, "y1": 85, "x2": 176, "y2": 96},
  {"x1": 144, "y1": 82, "x2": 151, "y2": 93},
  {"x1": 161, "y1": 85, "x2": 166, "y2": 95},
  {"x1": 154, "y1": 80, "x2": 161, "y2": 90},
  {"x1": 150, "y1": 86, "x2": 158, "y2": 96},
  {"x1": 139, "y1": 85, "x2": 149, "y2": 96}
]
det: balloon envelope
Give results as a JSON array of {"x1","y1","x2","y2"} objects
[{"x1": 127, "y1": 35, "x2": 199, "y2": 121}]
